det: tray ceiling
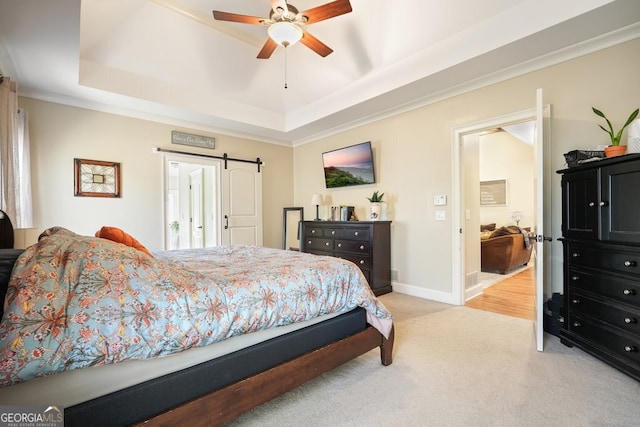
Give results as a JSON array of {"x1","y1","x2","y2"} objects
[{"x1": 1, "y1": 0, "x2": 639, "y2": 145}]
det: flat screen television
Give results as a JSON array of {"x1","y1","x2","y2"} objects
[{"x1": 322, "y1": 141, "x2": 375, "y2": 188}]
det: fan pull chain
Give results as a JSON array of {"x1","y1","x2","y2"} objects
[{"x1": 284, "y1": 47, "x2": 288, "y2": 89}]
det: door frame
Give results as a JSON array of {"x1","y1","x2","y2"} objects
[{"x1": 451, "y1": 107, "x2": 550, "y2": 307}]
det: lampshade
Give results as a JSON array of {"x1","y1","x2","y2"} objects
[
  {"x1": 511, "y1": 211, "x2": 524, "y2": 224},
  {"x1": 310, "y1": 194, "x2": 323, "y2": 205},
  {"x1": 268, "y1": 22, "x2": 303, "y2": 47}
]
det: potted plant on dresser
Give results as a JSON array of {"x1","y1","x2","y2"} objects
[
  {"x1": 592, "y1": 106, "x2": 639, "y2": 157},
  {"x1": 367, "y1": 191, "x2": 385, "y2": 221}
]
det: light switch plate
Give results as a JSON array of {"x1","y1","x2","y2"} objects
[
  {"x1": 434, "y1": 195, "x2": 447, "y2": 206},
  {"x1": 435, "y1": 210, "x2": 446, "y2": 221}
]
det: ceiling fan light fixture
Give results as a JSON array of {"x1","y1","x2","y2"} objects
[{"x1": 268, "y1": 21, "x2": 303, "y2": 47}]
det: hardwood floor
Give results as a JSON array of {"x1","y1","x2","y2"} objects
[{"x1": 465, "y1": 266, "x2": 535, "y2": 321}]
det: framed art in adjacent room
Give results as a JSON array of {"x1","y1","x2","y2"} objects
[
  {"x1": 480, "y1": 179, "x2": 507, "y2": 206},
  {"x1": 74, "y1": 158, "x2": 121, "y2": 197}
]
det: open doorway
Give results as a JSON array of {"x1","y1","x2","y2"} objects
[
  {"x1": 453, "y1": 92, "x2": 550, "y2": 352},
  {"x1": 464, "y1": 124, "x2": 536, "y2": 320},
  {"x1": 164, "y1": 154, "x2": 221, "y2": 250},
  {"x1": 452, "y1": 108, "x2": 540, "y2": 311}
]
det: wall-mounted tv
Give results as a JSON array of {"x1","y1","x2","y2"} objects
[{"x1": 322, "y1": 141, "x2": 375, "y2": 188}]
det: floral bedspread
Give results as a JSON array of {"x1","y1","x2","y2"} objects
[{"x1": 0, "y1": 227, "x2": 392, "y2": 387}]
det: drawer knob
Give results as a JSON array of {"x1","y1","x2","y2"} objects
[
  {"x1": 359, "y1": 260, "x2": 365, "y2": 265},
  {"x1": 360, "y1": 245, "x2": 365, "y2": 250},
  {"x1": 572, "y1": 253, "x2": 581, "y2": 258},
  {"x1": 573, "y1": 321, "x2": 581, "y2": 327},
  {"x1": 589, "y1": 202, "x2": 595, "y2": 207},
  {"x1": 337, "y1": 243, "x2": 342, "y2": 248},
  {"x1": 571, "y1": 299, "x2": 581, "y2": 305},
  {"x1": 325, "y1": 242, "x2": 330, "y2": 246},
  {"x1": 599, "y1": 201, "x2": 608, "y2": 207},
  {"x1": 331, "y1": 231, "x2": 335, "y2": 235},
  {"x1": 624, "y1": 317, "x2": 637, "y2": 324},
  {"x1": 311, "y1": 230, "x2": 316, "y2": 234},
  {"x1": 307, "y1": 240, "x2": 312, "y2": 245},
  {"x1": 571, "y1": 275, "x2": 580, "y2": 281},
  {"x1": 624, "y1": 260, "x2": 637, "y2": 267},
  {"x1": 624, "y1": 345, "x2": 638, "y2": 353},
  {"x1": 623, "y1": 289, "x2": 636, "y2": 296},
  {"x1": 354, "y1": 231, "x2": 359, "y2": 236}
]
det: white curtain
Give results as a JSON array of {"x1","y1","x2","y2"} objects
[{"x1": 0, "y1": 77, "x2": 33, "y2": 228}]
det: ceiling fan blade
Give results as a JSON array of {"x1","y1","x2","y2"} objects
[
  {"x1": 257, "y1": 38, "x2": 279, "y2": 59},
  {"x1": 212, "y1": 11, "x2": 266, "y2": 25},
  {"x1": 270, "y1": 0, "x2": 289, "y2": 14},
  {"x1": 300, "y1": 0, "x2": 352, "y2": 24},
  {"x1": 300, "y1": 30, "x2": 333, "y2": 57}
]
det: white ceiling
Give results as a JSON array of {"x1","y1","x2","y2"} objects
[{"x1": 1, "y1": 0, "x2": 639, "y2": 145}]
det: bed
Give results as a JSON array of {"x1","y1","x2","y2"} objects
[{"x1": 0, "y1": 223, "x2": 394, "y2": 426}]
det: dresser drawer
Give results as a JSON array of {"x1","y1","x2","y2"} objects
[
  {"x1": 342, "y1": 228, "x2": 370, "y2": 241},
  {"x1": 323, "y1": 228, "x2": 343, "y2": 238},
  {"x1": 338, "y1": 253, "x2": 370, "y2": 270},
  {"x1": 568, "y1": 313, "x2": 640, "y2": 365},
  {"x1": 304, "y1": 237, "x2": 333, "y2": 251},
  {"x1": 569, "y1": 290, "x2": 640, "y2": 337},
  {"x1": 567, "y1": 268, "x2": 640, "y2": 307},
  {"x1": 304, "y1": 226, "x2": 324, "y2": 237},
  {"x1": 335, "y1": 239, "x2": 370, "y2": 254},
  {"x1": 567, "y1": 243, "x2": 640, "y2": 277}
]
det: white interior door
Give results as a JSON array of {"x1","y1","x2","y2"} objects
[
  {"x1": 189, "y1": 168, "x2": 204, "y2": 248},
  {"x1": 534, "y1": 88, "x2": 551, "y2": 352},
  {"x1": 222, "y1": 161, "x2": 263, "y2": 246}
]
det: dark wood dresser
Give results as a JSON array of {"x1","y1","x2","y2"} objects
[
  {"x1": 558, "y1": 153, "x2": 640, "y2": 381},
  {"x1": 300, "y1": 221, "x2": 392, "y2": 296}
]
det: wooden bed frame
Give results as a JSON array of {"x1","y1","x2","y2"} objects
[{"x1": 139, "y1": 324, "x2": 394, "y2": 426}]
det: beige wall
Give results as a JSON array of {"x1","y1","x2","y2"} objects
[
  {"x1": 479, "y1": 132, "x2": 534, "y2": 229},
  {"x1": 18, "y1": 37, "x2": 640, "y2": 303},
  {"x1": 293, "y1": 38, "x2": 640, "y2": 302},
  {"x1": 20, "y1": 99, "x2": 293, "y2": 251}
]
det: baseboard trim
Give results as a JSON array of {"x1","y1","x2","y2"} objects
[
  {"x1": 464, "y1": 283, "x2": 483, "y2": 301},
  {"x1": 391, "y1": 282, "x2": 458, "y2": 305}
]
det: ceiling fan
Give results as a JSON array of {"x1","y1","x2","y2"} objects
[{"x1": 212, "y1": 0, "x2": 352, "y2": 59}]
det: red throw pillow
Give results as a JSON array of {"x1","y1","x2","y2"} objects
[{"x1": 95, "y1": 226, "x2": 153, "y2": 257}]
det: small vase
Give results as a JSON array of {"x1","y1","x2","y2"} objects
[
  {"x1": 604, "y1": 145, "x2": 627, "y2": 158},
  {"x1": 369, "y1": 202, "x2": 381, "y2": 221}
]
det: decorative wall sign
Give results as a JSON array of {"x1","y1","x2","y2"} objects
[
  {"x1": 480, "y1": 179, "x2": 507, "y2": 206},
  {"x1": 74, "y1": 158, "x2": 121, "y2": 198},
  {"x1": 171, "y1": 131, "x2": 215, "y2": 149}
]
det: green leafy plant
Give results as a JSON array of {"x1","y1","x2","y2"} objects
[
  {"x1": 592, "y1": 107, "x2": 639, "y2": 146},
  {"x1": 170, "y1": 220, "x2": 180, "y2": 232},
  {"x1": 366, "y1": 191, "x2": 384, "y2": 203}
]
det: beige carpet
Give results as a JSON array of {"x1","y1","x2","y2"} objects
[{"x1": 226, "y1": 293, "x2": 640, "y2": 426}]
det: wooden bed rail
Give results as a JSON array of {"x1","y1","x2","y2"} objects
[{"x1": 139, "y1": 324, "x2": 394, "y2": 426}]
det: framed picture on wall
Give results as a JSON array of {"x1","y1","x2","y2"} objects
[
  {"x1": 74, "y1": 158, "x2": 121, "y2": 198},
  {"x1": 480, "y1": 179, "x2": 507, "y2": 206}
]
